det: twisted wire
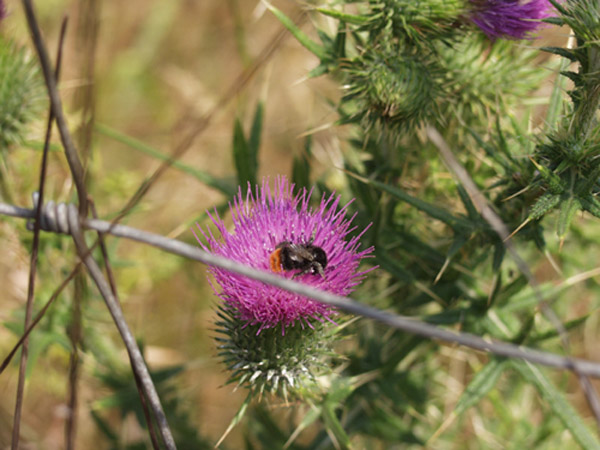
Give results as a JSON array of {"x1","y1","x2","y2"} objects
[{"x1": 26, "y1": 192, "x2": 71, "y2": 234}]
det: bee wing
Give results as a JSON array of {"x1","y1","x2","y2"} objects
[{"x1": 288, "y1": 244, "x2": 314, "y2": 261}]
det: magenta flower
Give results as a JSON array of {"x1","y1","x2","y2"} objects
[
  {"x1": 0, "y1": 1, "x2": 6, "y2": 21},
  {"x1": 194, "y1": 177, "x2": 374, "y2": 333},
  {"x1": 470, "y1": 0, "x2": 553, "y2": 40}
]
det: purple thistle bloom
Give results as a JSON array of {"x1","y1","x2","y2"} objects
[
  {"x1": 194, "y1": 177, "x2": 374, "y2": 333},
  {"x1": 0, "y1": 1, "x2": 6, "y2": 21},
  {"x1": 470, "y1": 0, "x2": 554, "y2": 40}
]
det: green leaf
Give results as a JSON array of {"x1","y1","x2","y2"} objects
[
  {"x1": 448, "y1": 233, "x2": 469, "y2": 259},
  {"x1": 557, "y1": 196, "x2": 581, "y2": 238},
  {"x1": 284, "y1": 406, "x2": 321, "y2": 448},
  {"x1": 307, "y1": 63, "x2": 330, "y2": 78},
  {"x1": 292, "y1": 136, "x2": 312, "y2": 191},
  {"x1": 492, "y1": 241, "x2": 506, "y2": 272},
  {"x1": 333, "y1": 21, "x2": 347, "y2": 59},
  {"x1": 498, "y1": 280, "x2": 565, "y2": 313},
  {"x1": 541, "y1": 46, "x2": 577, "y2": 62},
  {"x1": 322, "y1": 402, "x2": 351, "y2": 449},
  {"x1": 248, "y1": 101, "x2": 264, "y2": 162},
  {"x1": 544, "y1": 50, "x2": 571, "y2": 133},
  {"x1": 580, "y1": 195, "x2": 600, "y2": 218},
  {"x1": 530, "y1": 314, "x2": 589, "y2": 343},
  {"x1": 262, "y1": 1, "x2": 327, "y2": 60},
  {"x1": 90, "y1": 409, "x2": 119, "y2": 442},
  {"x1": 215, "y1": 392, "x2": 253, "y2": 448},
  {"x1": 351, "y1": 174, "x2": 474, "y2": 232},
  {"x1": 95, "y1": 123, "x2": 235, "y2": 196},
  {"x1": 233, "y1": 117, "x2": 255, "y2": 187},
  {"x1": 512, "y1": 361, "x2": 600, "y2": 450},
  {"x1": 456, "y1": 184, "x2": 478, "y2": 221},
  {"x1": 530, "y1": 158, "x2": 564, "y2": 192},
  {"x1": 529, "y1": 193, "x2": 561, "y2": 220},
  {"x1": 454, "y1": 359, "x2": 508, "y2": 416},
  {"x1": 375, "y1": 250, "x2": 415, "y2": 282},
  {"x1": 232, "y1": 102, "x2": 262, "y2": 188},
  {"x1": 542, "y1": 17, "x2": 565, "y2": 26},
  {"x1": 316, "y1": 7, "x2": 372, "y2": 25}
]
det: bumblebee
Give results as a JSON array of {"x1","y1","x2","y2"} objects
[{"x1": 269, "y1": 241, "x2": 328, "y2": 278}]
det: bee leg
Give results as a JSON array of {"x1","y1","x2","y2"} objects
[
  {"x1": 314, "y1": 263, "x2": 325, "y2": 279},
  {"x1": 292, "y1": 268, "x2": 311, "y2": 279}
]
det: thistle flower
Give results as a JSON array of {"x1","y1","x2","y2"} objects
[
  {"x1": 469, "y1": 0, "x2": 553, "y2": 40},
  {"x1": 195, "y1": 176, "x2": 373, "y2": 333},
  {"x1": 0, "y1": 2, "x2": 6, "y2": 21},
  {"x1": 194, "y1": 177, "x2": 374, "y2": 396}
]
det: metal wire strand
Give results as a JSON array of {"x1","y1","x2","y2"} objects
[{"x1": 3, "y1": 198, "x2": 600, "y2": 378}]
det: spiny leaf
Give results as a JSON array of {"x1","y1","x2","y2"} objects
[
  {"x1": 322, "y1": 402, "x2": 351, "y2": 449},
  {"x1": 0, "y1": 37, "x2": 45, "y2": 149},
  {"x1": 456, "y1": 184, "x2": 478, "y2": 221},
  {"x1": 215, "y1": 391, "x2": 253, "y2": 448},
  {"x1": 455, "y1": 359, "x2": 508, "y2": 416},
  {"x1": 492, "y1": 241, "x2": 506, "y2": 272},
  {"x1": 541, "y1": 46, "x2": 578, "y2": 62},
  {"x1": 292, "y1": 136, "x2": 312, "y2": 191},
  {"x1": 284, "y1": 406, "x2": 321, "y2": 448},
  {"x1": 556, "y1": 195, "x2": 581, "y2": 238},
  {"x1": 512, "y1": 361, "x2": 600, "y2": 450},
  {"x1": 581, "y1": 195, "x2": 600, "y2": 218},
  {"x1": 232, "y1": 110, "x2": 259, "y2": 188},
  {"x1": 530, "y1": 314, "x2": 589, "y2": 343},
  {"x1": 316, "y1": 7, "x2": 372, "y2": 25},
  {"x1": 529, "y1": 193, "x2": 561, "y2": 220},
  {"x1": 351, "y1": 174, "x2": 473, "y2": 232},
  {"x1": 262, "y1": 1, "x2": 327, "y2": 60},
  {"x1": 248, "y1": 101, "x2": 264, "y2": 163},
  {"x1": 375, "y1": 250, "x2": 415, "y2": 282},
  {"x1": 545, "y1": 51, "x2": 571, "y2": 133},
  {"x1": 529, "y1": 158, "x2": 564, "y2": 193}
]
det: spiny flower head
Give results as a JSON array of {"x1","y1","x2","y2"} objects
[
  {"x1": 195, "y1": 176, "x2": 374, "y2": 333},
  {"x1": 469, "y1": 0, "x2": 554, "y2": 40}
]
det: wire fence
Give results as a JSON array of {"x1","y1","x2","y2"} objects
[{"x1": 4, "y1": 1, "x2": 600, "y2": 449}]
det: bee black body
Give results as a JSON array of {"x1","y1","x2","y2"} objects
[{"x1": 269, "y1": 241, "x2": 328, "y2": 278}]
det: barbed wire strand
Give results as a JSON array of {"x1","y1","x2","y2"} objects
[
  {"x1": 11, "y1": 17, "x2": 67, "y2": 450},
  {"x1": 426, "y1": 125, "x2": 600, "y2": 430},
  {"x1": 3, "y1": 201, "x2": 600, "y2": 378}
]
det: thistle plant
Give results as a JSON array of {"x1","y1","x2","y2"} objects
[
  {"x1": 0, "y1": 37, "x2": 45, "y2": 150},
  {"x1": 194, "y1": 177, "x2": 374, "y2": 396},
  {"x1": 527, "y1": 0, "x2": 600, "y2": 239}
]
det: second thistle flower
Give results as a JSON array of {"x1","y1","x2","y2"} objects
[{"x1": 469, "y1": 0, "x2": 554, "y2": 40}]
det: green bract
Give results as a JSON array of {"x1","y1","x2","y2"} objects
[{"x1": 0, "y1": 38, "x2": 45, "y2": 149}]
